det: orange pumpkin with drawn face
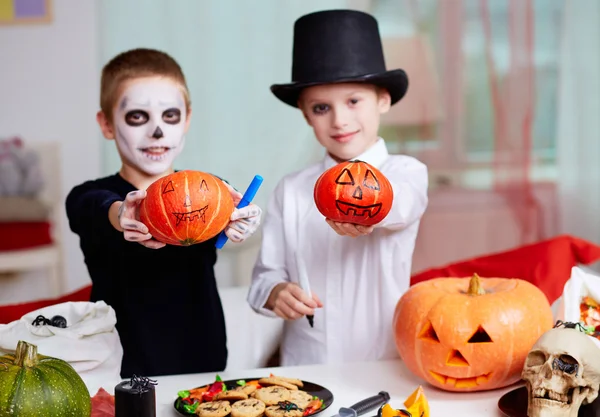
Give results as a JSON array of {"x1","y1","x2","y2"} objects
[
  {"x1": 393, "y1": 274, "x2": 554, "y2": 392},
  {"x1": 313, "y1": 160, "x2": 393, "y2": 226},
  {"x1": 139, "y1": 170, "x2": 234, "y2": 246}
]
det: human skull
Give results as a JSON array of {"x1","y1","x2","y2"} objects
[{"x1": 522, "y1": 326, "x2": 600, "y2": 417}]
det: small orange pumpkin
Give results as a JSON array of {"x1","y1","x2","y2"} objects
[
  {"x1": 313, "y1": 160, "x2": 393, "y2": 226},
  {"x1": 393, "y1": 274, "x2": 554, "y2": 392},
  {"x1": 139, "y1": 170, "x2": 234, "y2": 246}
]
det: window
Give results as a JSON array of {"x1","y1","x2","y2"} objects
[{"x1": 373, "y1": 0, "x2": 564, "y2": 174}]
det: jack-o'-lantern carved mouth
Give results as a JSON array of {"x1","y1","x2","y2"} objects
[
  {"x1": 429, "y1": 370, "x2": 493, "y2": 388},
  {"x1": 420, "y1": 320, "x2": 495, "y2": 388},
  {"x1": 172, "y1": 206, "x2": 208, "y2": 226},
  {"x1": 335, "y1": 201, "x2": 382, "y2": 218}
]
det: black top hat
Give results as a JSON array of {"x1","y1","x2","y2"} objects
[{"x1": 270, "y1": 9, "x2": 409, "y2": 108}]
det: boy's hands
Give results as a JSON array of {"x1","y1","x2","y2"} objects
[
  {"x1": 112, "y1": 190, "x2": 166, "y2": 249},
  {"x1": 325, "y1": 218, "x2": 374, "y2": 237},
  {"x1": 222, "y1": 181, "x2": 263, "y2": 243},
  {"x1": 225, "y1": 205, "x2": 262, "y2": 242},
  {"x1": 110, "y1": 181, "x2": 261, "y2": 249},
  {"x1": 266, "y1": 282, "x2": 323, "y2": 320}
]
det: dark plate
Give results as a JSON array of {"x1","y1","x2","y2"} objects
[
  {"x1": 498, "y1": 386, "x2": 600, "y2": 417},
  {"x1": 174, "y1": 377, "x2": 334, "y2": 416}
]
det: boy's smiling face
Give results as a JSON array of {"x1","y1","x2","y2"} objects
[
  {"x1": 299, "y1": 83, "x2": 391, "y2": 162},
  {"x1": 106, "y1": 76, "x2": 190, "y2": 176}
]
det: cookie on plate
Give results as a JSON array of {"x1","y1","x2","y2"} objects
[
  {"x1": 254, "y1": 386, "x2": 291, "y2": 405},
  {"x1": 213, "y1": 389, "x2": 248, "y2": 401},
  {"x1": 289, "y1": 390, "x2": 313, "y2": 409},
  {"x1": 231, "y1": 398, "x2": 267, "y2": 417},
  {"x1": 234, "y1": 384, "x2": 258, "y2": 396},
  {"x1": 258, "y1": 378, "x2": 298, "y2": 391},
  {"x1": 271, "y1": 376, "x2": 304, "y2": 388},
  {"x1": 195, "y1": 400, "x2": 232, "y2": 417},
  {"x1": 265, "y1": 404, "x2": 303, "y2": 417}
]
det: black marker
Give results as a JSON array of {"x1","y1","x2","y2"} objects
[{"x1": 296, "y1": 252, "x2": 315, "y2": 328}]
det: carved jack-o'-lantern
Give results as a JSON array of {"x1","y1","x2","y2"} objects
[
  {"x1": 313, "y1": 160, "x2": 393, "y2": 226},
  {"x1": 139, "y1": 170, "x2": 235, "y2": 246},
  {"x1": 393, "y1": 274, "x2": 554, "y2": 392}
]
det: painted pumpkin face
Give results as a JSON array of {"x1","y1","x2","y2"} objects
[
  {"x1": 313, "y1": 160, "x2": 393, "y2": 226},
  {"x1": 139, "y1": 170, "x2": 234, "y2": 246},
  {"x1": 393, "y1": 274, "x2": 554, "y2": 392}
]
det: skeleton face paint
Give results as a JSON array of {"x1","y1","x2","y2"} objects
[{"x1": 113, "y1": 77, "x2": 188, "y2": 176}]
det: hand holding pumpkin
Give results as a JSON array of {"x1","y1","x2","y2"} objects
[
  {"x1": 325, "y1": 218, "x2": 374, "y2": 237},
  {"x1": 221, "y1": 180, "x2": 243, "y2": 205},
  {"x1": 112, "y1": 190, "x2": 166, "y2": 249},
  {"x1": 266, "y1": 282, "x2": 323, "y2": 320},
  {"x1": 314, "y1": 161, "x2": 394, "y2": 233}
]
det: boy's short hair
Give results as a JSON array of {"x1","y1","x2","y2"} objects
[{"x1": 100, "y1": 48, "x2": 191, "y2": 123}]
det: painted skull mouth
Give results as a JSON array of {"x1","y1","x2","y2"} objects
[
  {"x1": 532, "y1": 388, "x2": 574, "y2": 405},
  {"x1": 429, "y1": 370, "x2": 493, "y2": 388},
  {"x1": 335, "y1": 201, "x2": 382, "y2": 218},
  {"x1": 172, "y1": 206, "x2": 208, "y2": 226}
]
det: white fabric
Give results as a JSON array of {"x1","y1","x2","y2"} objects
[
  {"x1": 0, "y1": 301, "x2": 123, "y2": 395},
  {"x1": 247, "y1": 139, "x2": 428, "y2": 366},
  {"x1": 555, "y1": 266, "x2": 600, "y2": 349}
]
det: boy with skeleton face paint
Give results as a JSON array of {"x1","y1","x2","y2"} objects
[{"x1": 66, "y1": 48, "x2": 262, "y2": 378}]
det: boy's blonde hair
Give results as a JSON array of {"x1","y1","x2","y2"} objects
[{"x1": 99, "y1": 48, "x2": 191, "y2": 123}]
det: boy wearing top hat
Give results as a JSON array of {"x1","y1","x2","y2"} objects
[{"x1": 247, "y1": 9, "x2": 429, "y2": 366}]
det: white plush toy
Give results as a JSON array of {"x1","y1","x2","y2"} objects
[{"x1": 0, "y1": 137, "x2": 44, "y2": 196}]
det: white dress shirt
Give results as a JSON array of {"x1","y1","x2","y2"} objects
[{"x1": 247, "y1": 139, "x2": 428, "y2": 366}]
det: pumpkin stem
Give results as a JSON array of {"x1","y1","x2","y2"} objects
[
  {"x1": 467, "y1": 273, "x2": 486, "y2": 296},
  {"x1": 14, "y1": 340, "x2": 39, "y2": 368}
]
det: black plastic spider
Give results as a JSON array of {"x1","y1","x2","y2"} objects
[
  {"x1": 31, "y1": 315, "x2": 67, "y2": 328},
  {"x1": 278, "y1": 401, "x2": 300, "y2": 411},
  {"x1": 552, "y1": 356, "x2": 579, "y2": 375},
  {"x1": 553, "y1": 320, "x2": 586, "y2": 332},
  {"x1": 130, "y1": 375, "x2": 158, "y2": 395}
]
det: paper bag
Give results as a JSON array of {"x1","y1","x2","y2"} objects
[
  {"x1": 0, "y1": 301, "x2": 123, "y2": 394},
  {"x1": 555, "y1": 266, "x2": 600, "y2": 349}
]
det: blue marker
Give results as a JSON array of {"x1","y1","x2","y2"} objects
[{"x1": 215, "y1": 175, "x2": 264, "y2": 249}]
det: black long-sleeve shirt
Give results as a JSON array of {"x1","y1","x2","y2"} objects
[{"x1": 65, "y1": 173, "x2": 227, "y2": 378}]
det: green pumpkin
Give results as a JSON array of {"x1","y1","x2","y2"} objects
[{"x1": 0, "y1": 340, "x2": 91, "y2": 417}]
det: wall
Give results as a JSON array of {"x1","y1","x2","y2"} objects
[{"x1": 0, "y1": 0, "x2": 100, "y2": 302}]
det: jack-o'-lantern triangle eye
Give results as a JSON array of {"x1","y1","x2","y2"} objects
[
  {"x1": 363, "y1": 170, "x2": 380, "y2": 190},
  {"x1": 335, "y1": 168, "x2": 355, "y2": 185},
  {"x1": 163, "y1": 181, "x2": 175, "y2": 194},
  {"x1": 200, "y1": 179, "x2": 208, "y2": 191},
  {"x1": 418, "y1": 321, "x2": 440, "y2": 342},
  {"x1": 468, "y1": 326, "x2": 493, "y2": 343}
]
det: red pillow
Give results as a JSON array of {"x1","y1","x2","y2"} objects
[
  {"x1": 0, "y1": 285, "x2": 92, "y2": 324},
  {"x1": 410, "y1": 235, "x2": 600, "y2": 305},
  {"x1": 0, "y1": 221, "x2": 53, "y2": 251}
]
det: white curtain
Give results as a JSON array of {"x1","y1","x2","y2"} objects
[{"x1": 556, "y1": 0, "x2": 600, "y2": 244}]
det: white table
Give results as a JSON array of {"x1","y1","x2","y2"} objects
[{"x1": 150, "y1": 359, "x2": 521, "y2": 416}]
